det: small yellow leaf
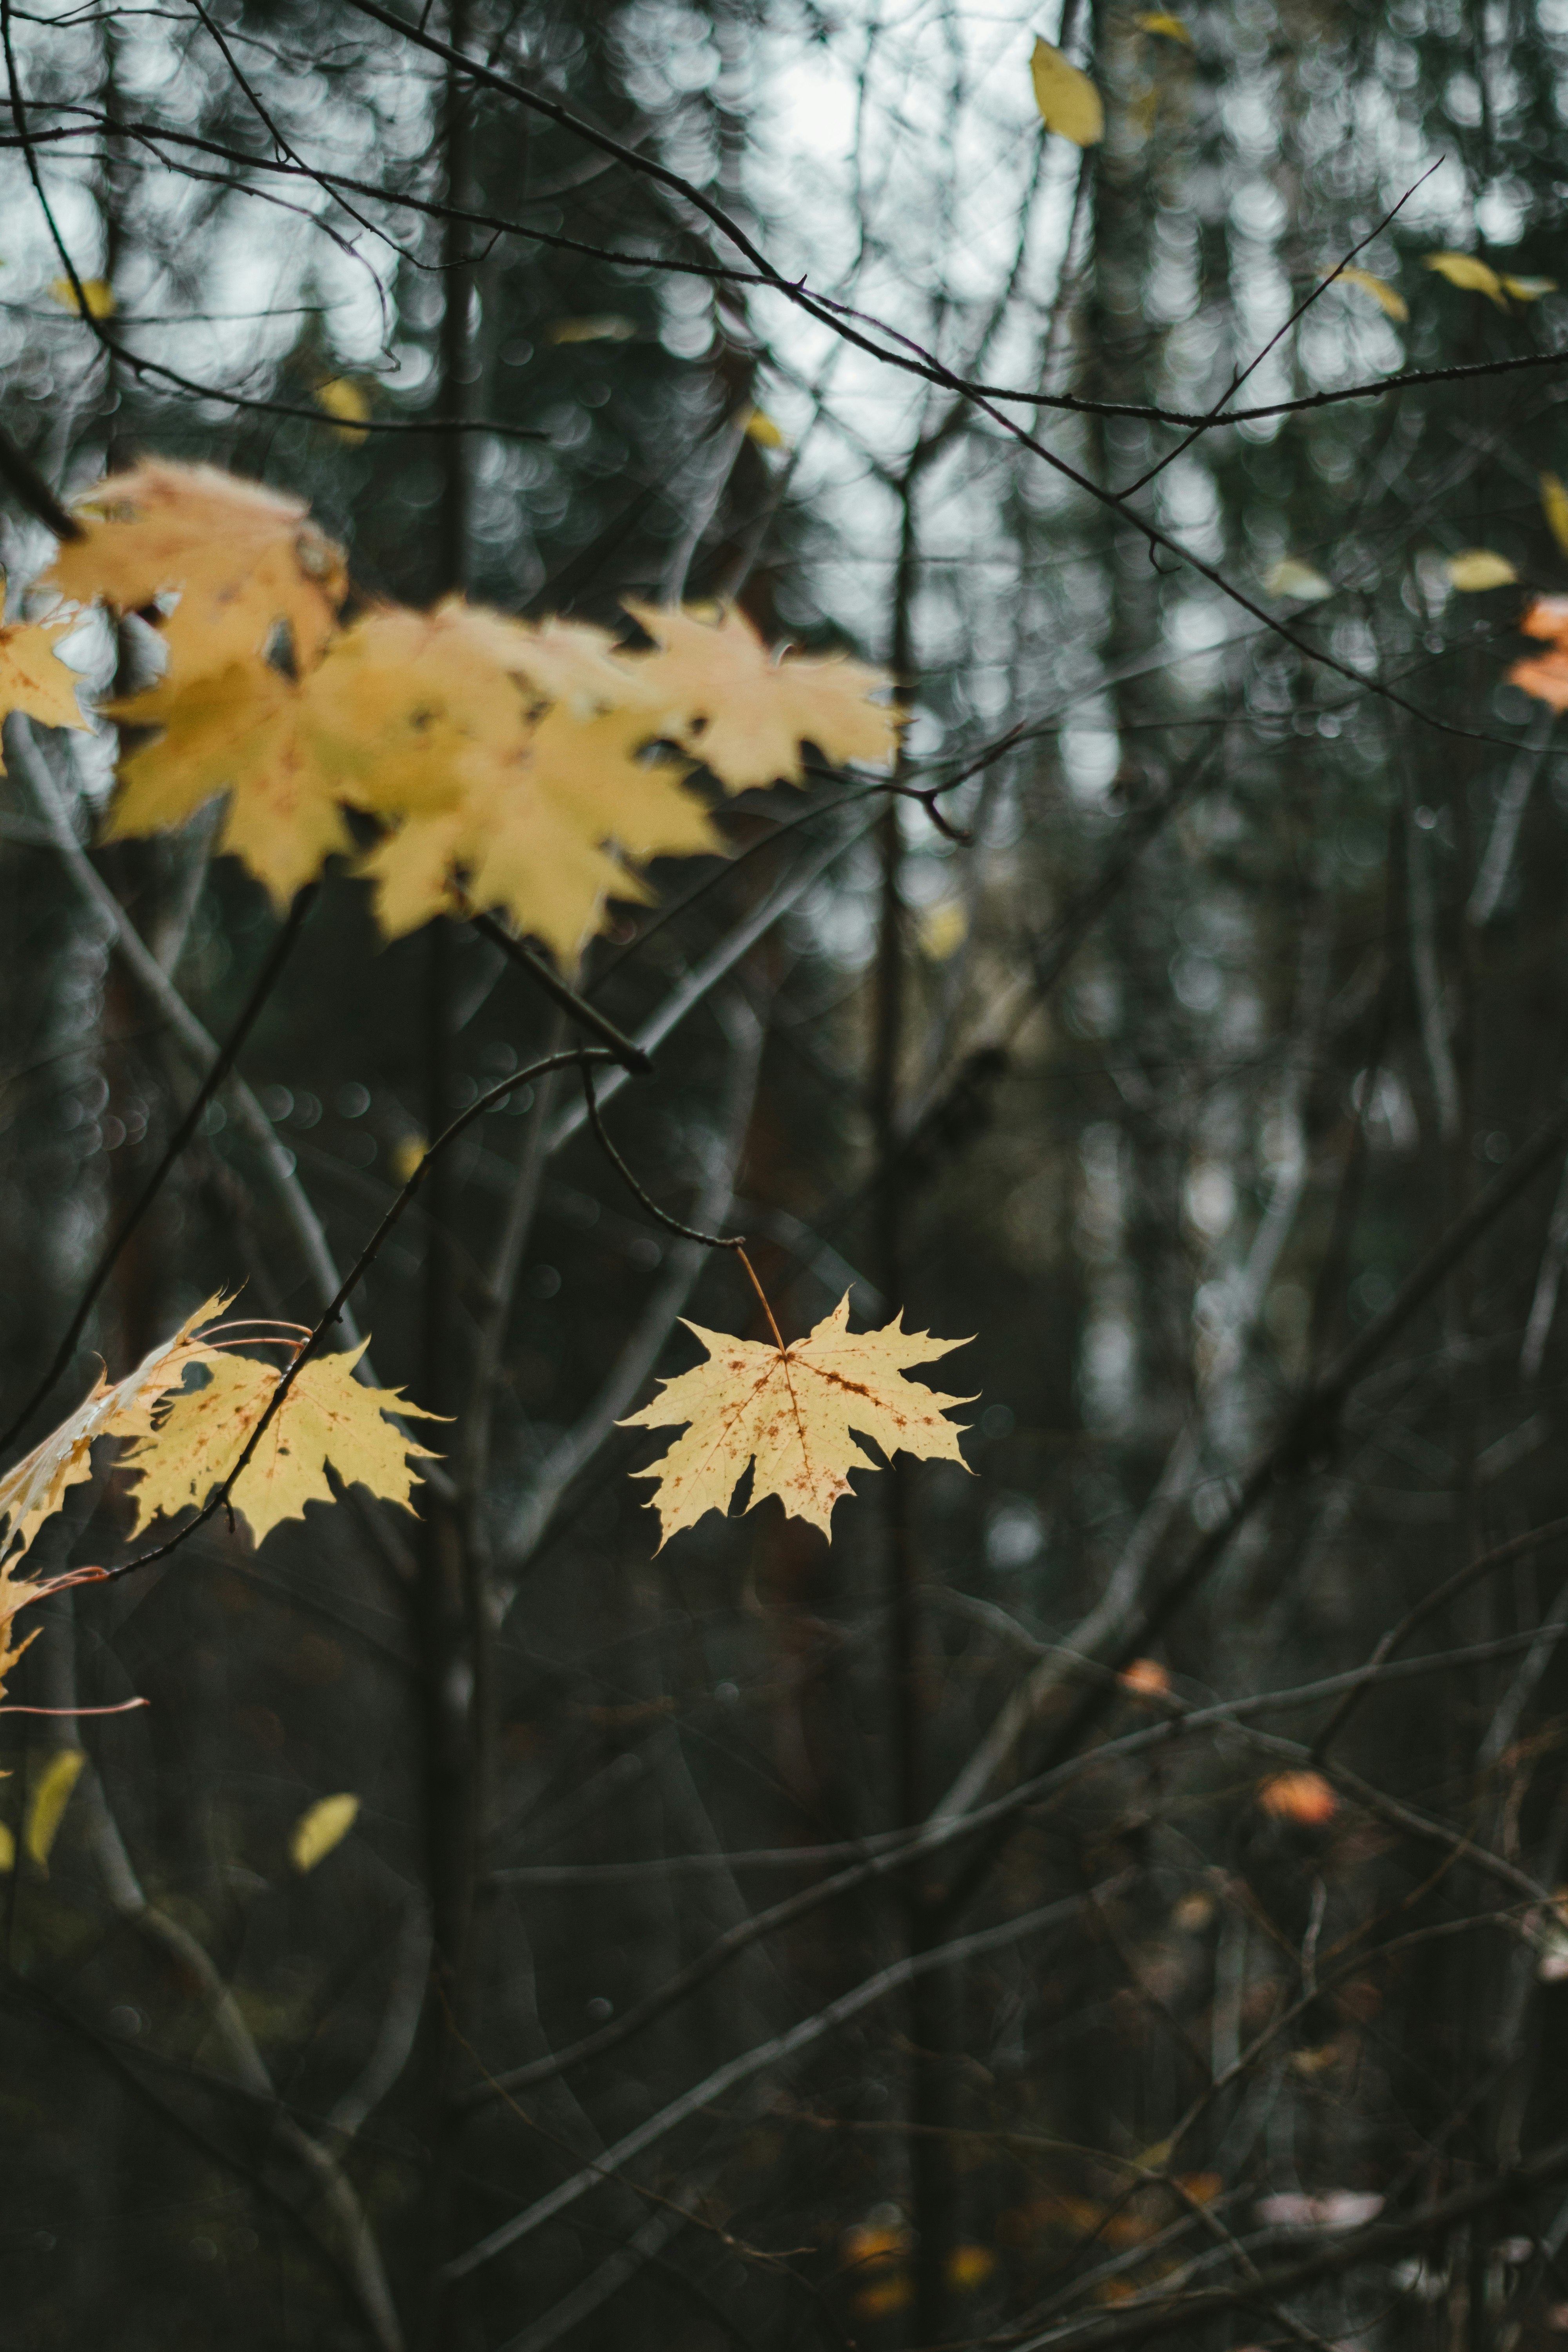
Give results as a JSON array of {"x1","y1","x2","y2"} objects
[
  {"x1": 740, "y1": 404, "x2": 787, "y2": 449},
  {"x1": 548, "y1": 314, "x2": 635, "y2": 345},
  {"x1": 49, "y1": 276, "x2": 115, "y2": 318},
  {"x1": 918, "y1": 899, "x2": 967, "y2": 961},
  {"x1": 1337, "y1": 264, "x2": 1408, "y2": 324},
  {"x1": 1446, "y1": 548, "x2": 1517, "y2": 592},
  {"x1": 1029, "y1": 36, "x2": 1104, "y2": 144},
  {"x1": 1424, "y1": 251, "x2": 1507, "y2": 309},
  {"x1": 1264, "y1": 557, "x2": 1333, "y2": 601},
  {"x1": 621, "y1": 1294, "x2": 974, "y2": 1543},
  {"x1": 0, "y1": 619, "x2": 92, "y2": 768},
  {"x1": 290, "y1": 1792, "x2": 360, "y2": 1873},
  {"x1": 1541, "y1": 474, "x2": 1568, "y2": 559},
  {"x1": 947, "y1": 2245, "x2": 998, "y2": 2290},
  {"x1": 25, "y1": 1748, "x2": 84, "y2": 1871},
  {"x1": 391, "y1": 1135, "x2": 427, "y2": 1185},
  {"x1": 1135, "y1": 10, "x2": 1193, "y2": 38},
  {"x1": 1503, "y1": 274, "x2": 1557, "y2": 301},
  {"x1": 0, "y1": 1823, "x2": 14, "y2": 1874},
  {"x1": 315, "y1": 377, "x2": 370, "y2": 442}
]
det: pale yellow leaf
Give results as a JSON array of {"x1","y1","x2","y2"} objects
[
  {"x1": 44, "y1": 460, "x2": 348, "y2": 692},
  {"x1": 918, "y1": 899, "x2": 967, "y2": 961},
  {"x1": 1503, "y1": 275, "x2": 1557, "y2": 301},
  {"x1": 1337, "y1": 264, "x2": 1408, "y2": 324},
  {"x1": 741, "y1": 404, "x2": 787, "y2": 449},
  {"x1": 1446, "y1": 548, "x2": 1517, "y2": 592},
  {"x1": 107, "y1": 664, "x2": 353, "y2": 911},
  {"x1": 1264, "y1": 557, "x2": 1333, "y2": 601},
  {"x1": 315, "y1": 377, "x2": 370, "y2": 442},
  {"x1": 120, "y1": 1341, "x2": 442, "y2": 1549},
  {"x1": 1424, "y1": 251, "x2": 1507, "y2": 308},
  {"x1": 1029, "y1": 36, "x2": 1104, "y2": 144},
  {"x1": 0, "y1": 1823, "x2": 15, "y2": 1874},
  {"x1": 548, "y1": 314, "x2": 636, "y2": 344},
  {"x1": 24, "y1": 1748, "x2": 84, "y2": 1870},
  {"x1": 1541, "y1": 474, "x2": 1568, "y2": 559},
  {"x1": 49, "y1": 276, "x2": 115, "y2": 318},
  {"x1": 0, "y1": 619, "x2": 92, "y2": 767},
  {"x1": 620, "y1": 1294, "x2": 975, "y2": 1543},
  {"x1": 290, "y1": 1792, "x2": 359, "y2": 1873},
  {"x1": 391, "y1": 1135, "x2": 426, "y2": 1185},
  {"x1": 622, "y1": 601, "x2": 901, "y2": 790},
  {"x1": 1135, "y1": 10, "x2": 1192, "y2": 38}
]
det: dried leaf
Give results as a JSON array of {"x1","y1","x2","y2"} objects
[
  {"x1": 290, "y1": 1792, "x2": 360, "y2": 1872},
  {"x1": 107, "y1": 663, "x2": 353, "y2": 911},
  {"x1": 24, "y1": 1748, "x2": 84, "y2": 1870},
  {"x1": 1029, "y1": 36, "x2": 1103, "y2": 142},
  {"x1": 548, "y1": 314, "x2": 636, "y2": 343},
  {"x1": 1337, "y1": 264, "x2": 1408, "y2": 323},
  {"x1": 623, "y1": 600, "x2": 900, "y2": 789},
  {"x1": 49, "y1": 276, "x2": 115, "y2": 318},
  {"x1": 1423, "y1": 250, "x2": 1507, "y2": 308},
  {"x1": 1445, "y1": 548, "x2": 1517, "y2": 591},
  {"x1": 621, "y1": 1294, "x2": 974, "y2": 1543},
  {"x1": 0, "y1": 619, "x2": 92, "y2": 763},
  {"x1": 1135, "y1": 9, "x2": 1193, "y2": 36},
  {"x1": 120, "y1": 1341, "x2": 442, "y2": 1549},
  {"x1": 315, "y1": 377, "x2": 370, "y2": 442},
  {"x1": 1264, "y1": 557, "x2": 1333, "y2": 601},
  {"x1": 44, "y1": 461, "x2": 348, "y2": 692},
  {"x1": 1542, "y1": 473, "x2": 1568, "y2": 558}
]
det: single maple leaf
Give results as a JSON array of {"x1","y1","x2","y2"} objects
[
  {"x1": 621, "y1": 601, "x2": 901, "y2": 790},
  {"x1": 0, "y1": 1293, "x2": 229, "y2": 1568},
  {"x1": 120, "y1": 1341, "x2": 441, "y2": 1548},
  {"x1": 43, "y1": 461, "x2": 348, "y2": 690},
  {"x1": 107, "y1": 663, "x2": 353, "y2": 909},
  {"x1": 619, "y1": 1294, "x2": 974, "y2": 1544},
  {"x1": 0, "y1": 619, "x2": 93, "y2": 763}
]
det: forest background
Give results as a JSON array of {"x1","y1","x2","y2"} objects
[{"x1": 6, "y1": 0, "x2": 1568, "y2": 2348}]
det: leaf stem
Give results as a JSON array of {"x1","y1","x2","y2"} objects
[{"x1": 465, "y1": 906, "x2": 653, "y2": 1074}]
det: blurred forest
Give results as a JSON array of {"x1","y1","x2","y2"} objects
[{"x1": 8, "y1": 0, "x2": 1568, "y2": 2347}]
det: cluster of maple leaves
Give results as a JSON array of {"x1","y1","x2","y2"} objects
[{"x1": 0, "y1": 459, "x2": 982, "y2": 1706}]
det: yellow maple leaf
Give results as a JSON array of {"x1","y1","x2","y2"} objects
[
  {"x1": 315, "y1": 377, "x2": 370, "y2": 441},
  {"x1": 290, "y1": 1792, "x2": 359, "y2": 1871},
  {"x1": 1542, "y1": 473, "x2": 1568, "y2": 559},
  {"x1": 49, "y1": 276, "x2": 115, "y2": 318},
  {"x1": 44, "y1": 461, "x2": 348, "y2": 691},
  {"x1": 120, "y1": 1341, "x2": 441, "y2": 1549},
  {"x1": 1424, "y1": 251, "x2": 1507, "y2": 308},
  {"x1": 1029, "y1": 35, "x2": 1104, "y2": 143},
  {"x1": 107, "y1": 663, "x2": 353, "y2": 911},
  {"x1": 1337, "y1": 264, "x2": 1408, "y2": 323},
  {"x1": 619, "y1": 1294, "x2": 974, "y2": 1544},
  {"x1": 622, "y1": 601, "x2": 900, "y2": 789},
  {"x1": 311, "y1": 599, "x2": 719, "y2": 957},
  {"x1": 0, "y1": 619, "x2": 92, "y2": 765}
]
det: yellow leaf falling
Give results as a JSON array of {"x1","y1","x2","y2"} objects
[
  {"x1": 1264, "y1": 557, "x2": 1333, "y2": 601},
  {"x1": 1446, "y1": 549, "x2": 1517, "y2": 592},
  {"x1": 548, "y1": 314, "x2": 636, "y2": 344},
  {"x1": 49, "y1": 276, "x2": 115, "y2": 318},
  {"x1": 620, "y1": 1294, "x2": 975, "y2": 1544},
  {"x1": 120, "y1": 1341, "x2": 442, "y2": 1548},
  {"x1": 741, "y1": 404, "x2": 787, "y2": 449},
  {"x1": 1542, "y1": 474, "x2": 1568, "y2": 559},
  {"x1": 44, "y1": 461, "x2": 348, "y2": 693},
  {"x1": 1134, "y1": 11, "x2": 1193, "y2": 39},
  {"x1": 290, "y1": 1792, "x2": 360, "y2": 1873},
  {"x1": 24, "y1": 1748, "x2": 85, "y2": 1871},
  {"x1": 1424, "y1": 251, "x2": 1507, "y2": 309},
  {"x1": 1337, "y1": 264, "x2": 1408, "y2": 323},
  {"x1": 315, "y1": 377, "x2": 371, "y2": 441},
  {"x1": 0, "y1": 620, "x2": 93, "y2": 765},
  {"x1": 1029, "y1": 36, "x2": 1104, "y2": 145}
]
